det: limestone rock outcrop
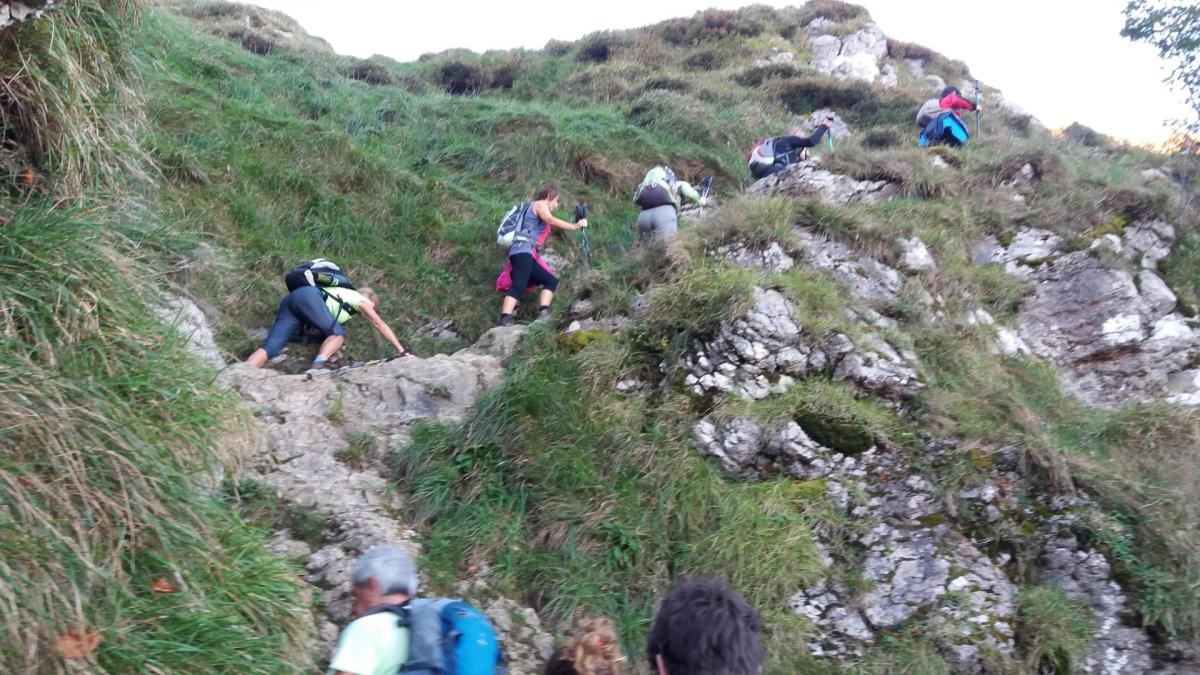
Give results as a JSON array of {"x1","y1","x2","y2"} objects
[
  {"x1": 682, "y1": 287, "x2": 922, "y2": 401},
  {"x1": 747, "y1": 159, "x2": 898, "y2": 206},
  {"x1": 804, "y1": 18, "x2": 889, "y2": 84},
  {"x1": 694, "y1": 418, "x2": 1162, "y2": 671},
  {"x1": 223, "y1": 326, "x2": 554, "y2": 672},
  {"x1": 977, "y1": 224, "x2": 1200, "y2": 408},
  {"x1": 156, "y1": 292, "x2": 225, "y2": 369},
  {"x1": 0, "y1": 1, "x2": 57, "y2": 31}
]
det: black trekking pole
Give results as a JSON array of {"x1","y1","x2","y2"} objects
[
  {"x1": 575, "y1": 203, "x2": 591, "y2": 268},
  {"x1": 974, "y1": 81, "x2": 981, "y2": 139}
]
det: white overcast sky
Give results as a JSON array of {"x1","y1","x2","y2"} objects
[{"x1": 246, "y1": 0, "x2": 1192, "y2": 145}]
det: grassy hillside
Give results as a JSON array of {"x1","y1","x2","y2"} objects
[
  {"x1": 0, "y1": 2, "x2": 311, "y2": 671},
  {"x1": 3, "y1": 0, "x2": 1198, "y2": 671}
]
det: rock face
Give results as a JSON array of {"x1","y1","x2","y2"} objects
[
  {"x1": 1039, "y1": 503, "x2": 1155, "y2": 674},
  {"x1": 978, "y1": 224, "x2": 1200, "y2": 408},
  {"x1": 794, "y1": 229, "x2": 903, "y2": 304},
  {"x1": 682, "y1": 287, "x2": 922, "y2": 401},
  {"x1": 716, "y1": 240, "x2": 794, "y2": 274},
  {"x1": 696, "y1": 428, "x2": 1023, "y2": 668},
  {"x1": 694, "y1": 419, "x2": 1165, "y2": 672},
  {"x1": 156, "y1": 292, "x2": 225, "y2": 369},
  {"x1": 0, "y1": 1, "x2": 57, "y2": 31},
  {"x1": 804, "y1": 18, "x2": 889, "y2": 83},
  {"x1": 223, "y1": 326, "x2": 553, "y2": 671},
  {"x1": 747, "y1": 159, "x2": 898, "y2": 206}
]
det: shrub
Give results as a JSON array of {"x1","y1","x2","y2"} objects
[
  {"x1": 860, "y1": 125, "x2": 908, "y2": 149},
  {"x1": 887, "y1": 39, "x2": 971, "y2": 82},
  {"x1": 684, "y1": 48, "x2": 729, "y2": 71},
  {"x1": 576, "y1": 31, "x2": 626, "y2": 63},
  {"x1": 796, "y1": 0, "x2": 869, "y2": 25},
  {"x1": 346, "y1": 58, "x2": 396, "y2": 86},
  {"x1": 544, "y1": 38, "x2": 573, "y2": 57},
  {"x1": 733, "y1": 63, "x2": 802, "y2": 87},
  {"x1": 439, "y1": 59, "x2": 488, "y2": 94},
  {"x1": 1099, "y1": 185, "x2": 1169, "y2": 221},
  {"x1": 778, "y1": 77, "x2": 922, "y2": 127},
  {"x1": 1062, "y1": 122, "x2": 1111, "y2": 148}
]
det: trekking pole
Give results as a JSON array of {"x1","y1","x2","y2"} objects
[
  {"x1": 974, "y1": 81, "x2": 981, "y2": 139},
  {"x1": 575, "y1": 203, "x2": 591, "y2": 268},
  {"x1": 305, "y1": 353, "x2": 403, "y2": 380},
  {"x1": 698, "y1": 176, "x2": 713, "y2": 217}
]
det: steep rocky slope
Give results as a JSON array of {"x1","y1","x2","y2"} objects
[{"x1": 5, "y1": 0, "x2": 1199, "y2": 672}]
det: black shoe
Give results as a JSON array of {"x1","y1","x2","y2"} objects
[
  {"x1": 498, "y1": 314, "x2": 515, "y2": 327},
  {"x1": 536, "y1": 307, "x2": 552, "y2": 322}
]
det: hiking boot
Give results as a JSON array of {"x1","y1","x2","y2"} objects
[
  {"x1": 498, "y1": 314, "x2": 515, "y2": 327},
  {"x1": 536, "y1": 307, "x2": 552, "y2": 322}
]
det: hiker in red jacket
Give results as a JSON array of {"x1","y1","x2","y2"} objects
[{"x1": 915, "y1": 86, "x2": 978, "y2": 128}]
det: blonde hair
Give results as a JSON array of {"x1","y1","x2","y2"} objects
[
  {"x1": 359, "y1": 286, "x2": 380, "y2": 306},
  {"x1": 545, "y1": 617, "x2": 624, "y2": 675}
]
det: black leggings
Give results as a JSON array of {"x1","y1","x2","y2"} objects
[{"x1": 507, "y1": 252, "x2": 558, "y2": 300}]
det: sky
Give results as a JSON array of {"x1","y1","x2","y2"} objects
[{"x1": 245, "y1": 0, "x2": 1193, "y2": 145}]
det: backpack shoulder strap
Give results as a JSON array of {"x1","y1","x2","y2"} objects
[{"x1": 362, "y1": 602, "x2": 413, "y2": 628}]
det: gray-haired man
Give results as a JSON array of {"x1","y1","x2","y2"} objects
[{"x1": 329, "y1": 545, "x2": 417, "y2": 675}]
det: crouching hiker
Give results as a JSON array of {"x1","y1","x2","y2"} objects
[
  {"x1": 245, "y1": 258, "x2": 408, "y2": 370},
  {"x1": 633, "y1": 166, "x2": 705, "y2": 244},
  {"x1": 331, "y1": 544, "x2": 505, "y2": 675},
  {"x1": 747, "y1": 118, "x2": 833, "y2": 180},
  {"x1": 496, "y1": 183, "x2": 586, "y2": 326},
  {"x1": 646, "y1": 577, "x2": 765, "y2": 675},
  {"x1": 915, "y1": 86, "x2": 977, "y2": 148}
]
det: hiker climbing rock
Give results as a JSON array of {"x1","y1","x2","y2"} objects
[
  {"x1": 915, "y1": 86, "x2": 978, "y2": 148},
  {"x1": 747, "y1": 118, "x2": 834, "y2": 180},
  {"x1": 496, "y1": 183, "x2": 586, "y2": 326},
  {"x1": 245, "y1": 259, "x2": 408, "y2": 370},
  {"x1": 633, "y1": 166, "x2": 706, "y2": 243}
]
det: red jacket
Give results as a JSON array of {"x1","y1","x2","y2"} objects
[{"x1": 940, "y1": 92, "x2": 976, "y2": 112}]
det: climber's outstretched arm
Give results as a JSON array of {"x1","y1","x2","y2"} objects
[{"x1": 357, "y1": 301, "x2": 407, "y2": 356}]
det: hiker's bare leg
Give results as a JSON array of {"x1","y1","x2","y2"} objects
[
  {"x1": 245, "y1": 348, "x2": 269, "y2": 368},
  {"x1": 317, "y1": 335, "x2": 345, "y2": 360},
  {"x1": 539, "y1": 290, "x2": 554, "y2": 307},
  {"x1": 501, "y1": 296, "x2": 519, "y2": 315}
]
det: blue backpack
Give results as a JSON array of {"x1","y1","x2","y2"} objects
[
  {"x1": 366, "y1": 599, "x2": 506, "y2": 675},
  {"x1": 919, "y1": 112, "x2": 970, "y2": 148}
]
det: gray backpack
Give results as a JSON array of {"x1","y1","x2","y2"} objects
[{"x1": 496, "y1": 203, "x2": 532, "y2": 247}]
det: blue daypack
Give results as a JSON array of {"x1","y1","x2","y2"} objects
[
  {"x1": 919, "y1": 112, "x2": 970, "y2": 148},
  {"x1": 366, "y1": 599, "x2": 506, "y2": 675}
]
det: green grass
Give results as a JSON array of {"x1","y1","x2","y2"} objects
[
  {"x1": 0, "y1": 0, "x2": 142, "y2": 197},
  {"x1": 391, "y1": 329, "x2": 834, "y2": 657},
  {"x1": 1016, "y1": 587, "x2": 1093, "y2": 674},
  {"x1": 0, "y1": 203, "x2": 310, "y2": 672}
]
